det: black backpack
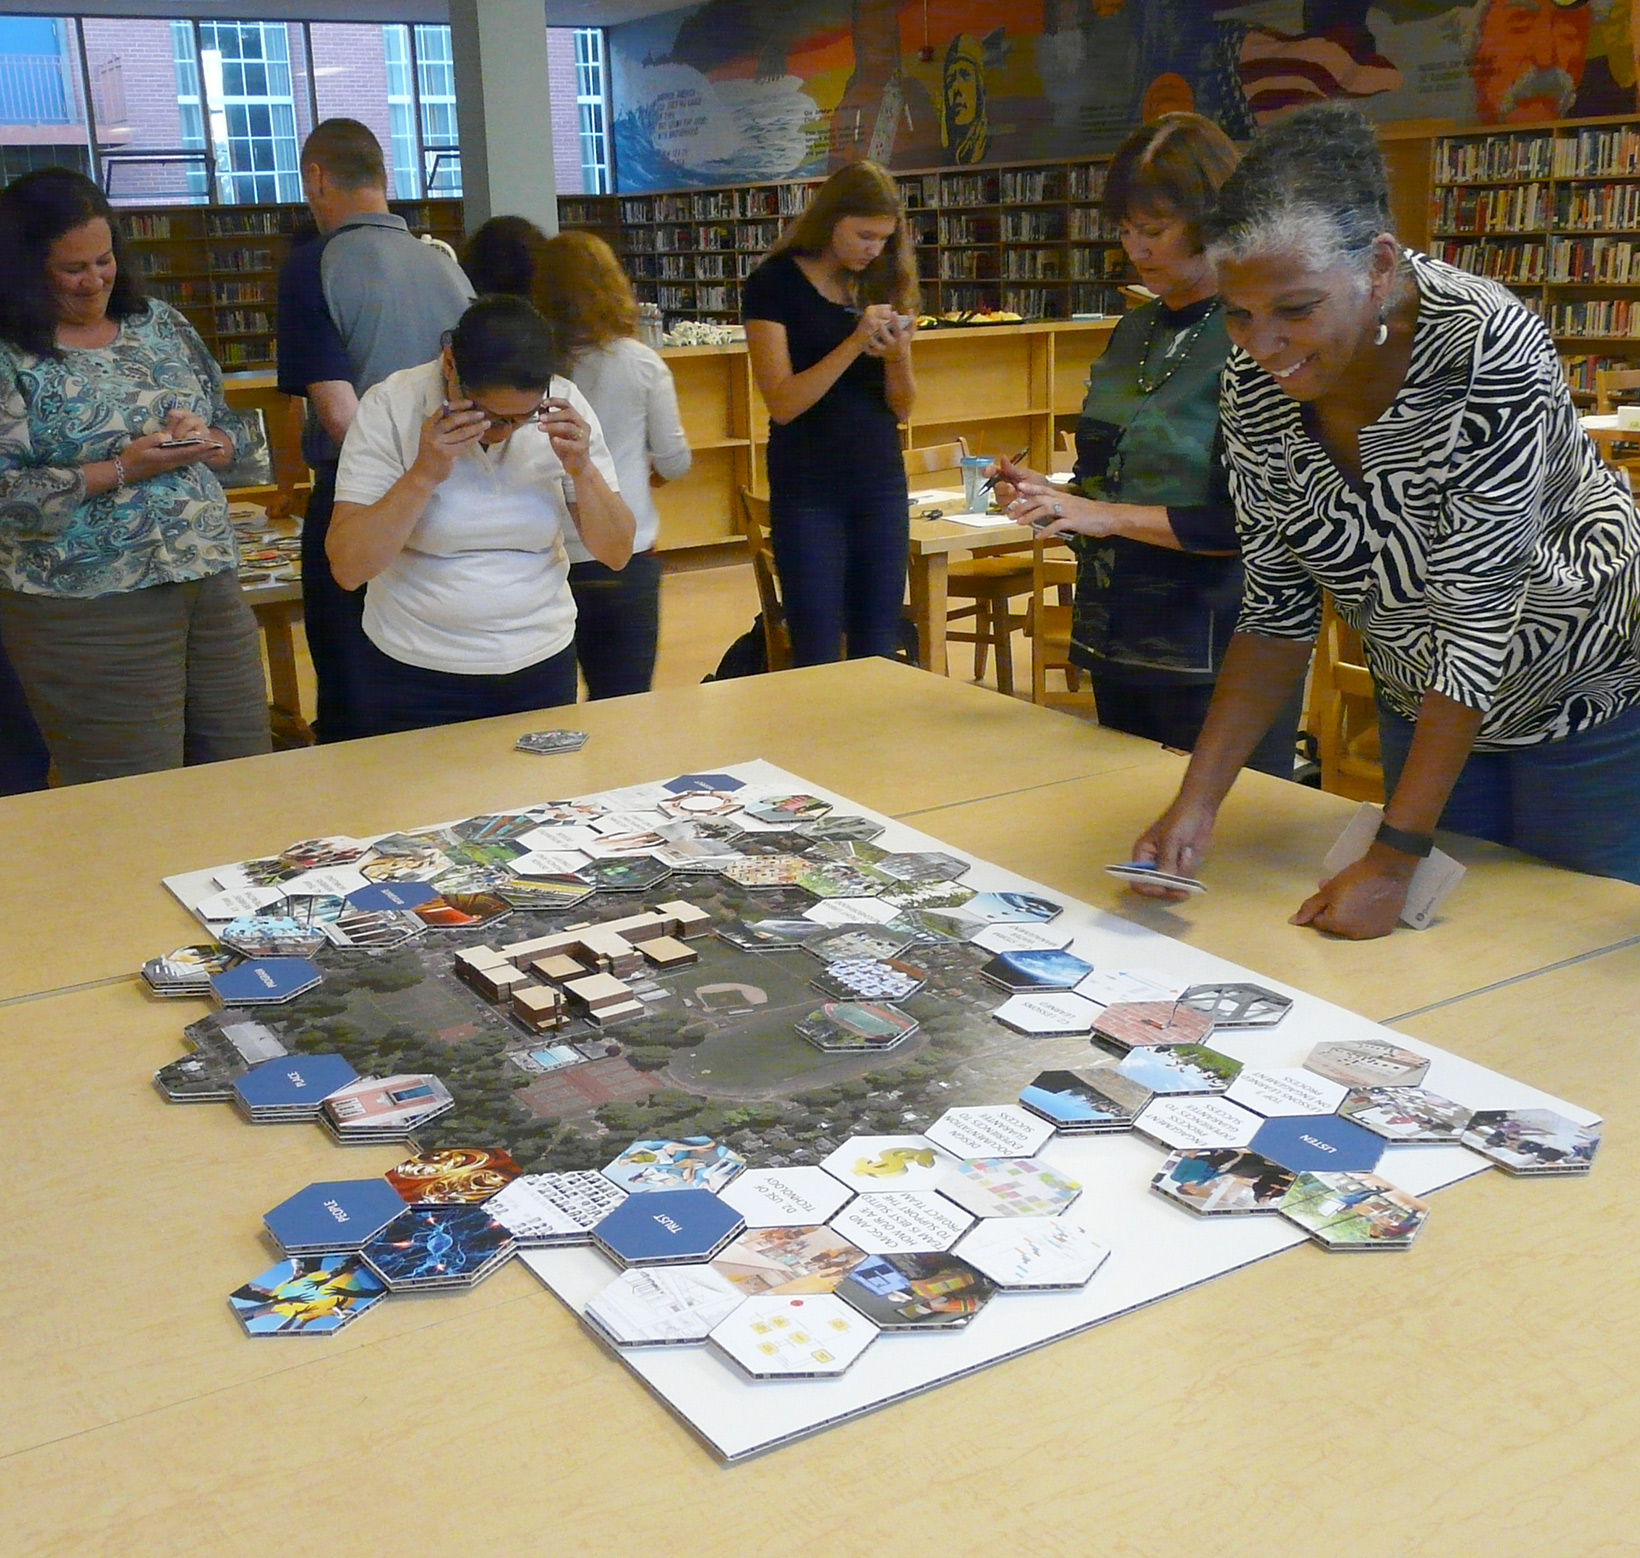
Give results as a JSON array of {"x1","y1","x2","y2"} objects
[{"x1": 704, "y1": 615, "x2": 921, "y2": 681}]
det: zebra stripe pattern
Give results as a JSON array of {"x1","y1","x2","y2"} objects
[{"x1": 1222, "y1": 250, "x2": 1640, "y2": 749}]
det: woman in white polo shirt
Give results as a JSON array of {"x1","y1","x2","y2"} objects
[{"x1": 328, "y1": 295, "x2": 634, "y2": 736}]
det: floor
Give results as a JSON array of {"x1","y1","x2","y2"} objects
[{"x1": 269, "y1": 545, "x2": 1058, "y2": 726}]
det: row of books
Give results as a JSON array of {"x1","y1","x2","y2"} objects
[{"x1": 1436, "y1": 127, "x2": 1640, "y2": 183}]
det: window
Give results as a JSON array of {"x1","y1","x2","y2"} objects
[
  {"x1": 194, "y1": 22, "x2": 302, "y2": 204},
  {"x1": 415, "y1": 24, "x2": 459, "y2": 197},
  {"x1": 573, "y1": 28, "x2": 610, "y2": 195},
  {"x1": 170, "y1": 21, "x2": 208, "y2": 199},
  {"x1": 0, "y1": 16, "x2": 90, "y2": 186},
  {"x1": 382, "y1": 25, "x2": 420, "y2": 199},
  {"x1": 79, "y1": 16, "x2": 206, "y2": 203}
]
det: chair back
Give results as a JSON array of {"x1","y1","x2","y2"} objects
[
  {"x1": 902, "y1": 439, "x2": 969, "y2": 478},
  {"x1": 1305, "y1": 594, "x2": 1384, "y2": 802},
  {"x1": 1595, "y1": 367, "x2": 1640, "y2": 414},
  {"x1": 1028, "y1": 538, "x2": 1092, "y2": 709},
  {"x1": 738, "y1": 489, "x2": 791, "y2": 672}
]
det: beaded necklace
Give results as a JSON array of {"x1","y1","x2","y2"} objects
[{"x1": 1134, "y1": 299, "x2": 1222, "y2": 396}]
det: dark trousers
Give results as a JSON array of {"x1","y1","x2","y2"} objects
[
  {"x1": 1091, "y1": 676, "x2": 1303, "y2": 780},
  {"x1": 301, "y1": 462, "x2": 372, "y2": 743},
  {"x1": 0, "y1": 633, "x2": 50, "y2": 794},
  {"x1": 768, "y1": 470, "x2": 909, "y2": 666},
  {"x1": 0, "y1": 571, "x2": 270, "y2": 785},
  {"x1": 350, "y1": 633, "x2": 579, "y2": 738},
  {"x1": 569, "y1": 552, "x2": 661, "y2": 700}
]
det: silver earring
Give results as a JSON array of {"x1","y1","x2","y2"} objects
[{"x1": 1374, "y1": 307, "x2": 1388, "y2": 347}]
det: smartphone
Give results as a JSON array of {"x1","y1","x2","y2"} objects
[{"x1": 158, "y1": 437, "x2": 211, "y2": 448}]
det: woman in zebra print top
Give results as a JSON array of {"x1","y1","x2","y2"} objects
[{"x1": 1132, "y1": 104, "x2": 1640, "y2": 938}]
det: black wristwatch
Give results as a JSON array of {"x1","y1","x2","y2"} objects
[{"x1": 1375, "y1": 820, "x2": 1434, "y2": 859}]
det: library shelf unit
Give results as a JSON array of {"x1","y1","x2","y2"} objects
[
  {"x1": 610, "y1": 154, "x2": 1130, "y2": 323},
  {"x1": 119, "y1": 199, "x2": 465, "y2": 371},
  {"x1": 1431, "y1": 114, "x2": 1640, "y2": 397}
]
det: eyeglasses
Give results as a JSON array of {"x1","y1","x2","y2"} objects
[{"x1": 458, "y1": 390, "x2": 546, "y2": 431}]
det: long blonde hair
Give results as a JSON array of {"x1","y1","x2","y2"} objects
[
  {"x1": 769, "y1": 161, "x2": 920, "y2": 314},
  {"x1": 530, "y1": 229, "x2": 641, "y2": 360}
]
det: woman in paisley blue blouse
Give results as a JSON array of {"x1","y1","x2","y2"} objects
[{"x1": 0, "y1": 169, "x2": 269, "y2": 783}]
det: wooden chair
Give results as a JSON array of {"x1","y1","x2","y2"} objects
[
  {"x1": 1305, "y1": 594, "x2": 1384, "y2": 802},
  {"x1": 737, "y1": 489, "x2": 791, "y2": 672},
  {"x1": 1593, "y1": 367, "x2": 1640, "y2": 488},
  {"x1": 906, "y1": 439, "x2": 1036, "y2": 693},
  {"x1": 1026, "y1": 539, "x2": 1091, "y2": 709}
]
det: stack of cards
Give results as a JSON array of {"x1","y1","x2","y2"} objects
[
  {"x1": 154, "y1": 1011, "x2": 289, "y2": 1102},
  {"x1": 264, "y1": 1178, "x2": 412, "y2": 1257},
  {"x1": 319, "y1": 1073, "x2": 455, "y2": 1145},
  {"x1": 484, "y1": 1171, "x2": 628, "y2": 1247},
  {"x1": 359, "y1": 1204, "x2": 516, "y2": 1291},
  {"x1": 229, "y1": 1255, "x2": 387, "y2": 1337},
  {"x1": 515, "y1": 729, "x2": 589, "y2": 755},
  {"x1": 218, "y1": 916, "x2": 329, "y2": 959},
  {"x1": 142, "y1": 943, "x2": 240, "y2": 998},
  {"x1": 1104, "y1": 862, "x2": 1206, "y2": 896},
  {"x1": 231, "y1": 1053, "x2": 359, "y2": 1125}
]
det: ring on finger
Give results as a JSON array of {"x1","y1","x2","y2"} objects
[{"x1": 1052, "y1": 502, "x2": 1064, "y2": 517}]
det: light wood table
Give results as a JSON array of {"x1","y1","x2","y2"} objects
[
  {"x1": 1, "y1": 664, "x2": 1635, "y2": 1554},
  {"x1": 239, "y1": 576, "x2": 308, "y2": 743},
  {"x1": 907, "y1": 509, "x2": 1034, "y2": 674}
]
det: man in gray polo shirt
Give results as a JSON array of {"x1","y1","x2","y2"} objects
[{"x1": 276, "y1": 118, "x2": 472, "y2": 742}]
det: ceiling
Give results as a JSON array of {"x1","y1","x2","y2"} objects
[{"x1": 3, "y1": 0, "x2": 686, "y2": 23}]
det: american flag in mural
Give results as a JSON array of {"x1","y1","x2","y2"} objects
[{"x1": 1235, "y1": 21, "x2": 1403, "y2": 123}]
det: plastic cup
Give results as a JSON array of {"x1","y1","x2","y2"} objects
[{"x1": 959, "y1": 455, "x2": 992, "y2": 514}]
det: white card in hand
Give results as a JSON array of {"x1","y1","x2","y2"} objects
[{"x1": 1321, "y1": 802, "x2": 1465, "y2": 930}]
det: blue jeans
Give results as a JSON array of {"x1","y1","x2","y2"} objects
[
  {"x1": 351, "y1": 635, "x2": 578, "y2": 738},
  {"x1": 569, "y1": 552, "x2": 661, "y2": 700},
  {"x1": 768, "y1": 471, "x2": 909, "y2": 666},
  {"x1": 1377, "y1": 698, "x2": 1640, "y2": 883}
]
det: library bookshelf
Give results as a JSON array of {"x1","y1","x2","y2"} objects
[{"x1": 1432, "y1": 114, "x2": 1640, "y2": 397}]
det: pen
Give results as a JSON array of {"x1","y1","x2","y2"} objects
[{"x1": 980, "y1": 447, "x2": 1029, "y2": 497}]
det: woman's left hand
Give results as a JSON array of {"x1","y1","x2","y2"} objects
[
  {"x1": 1289, "y1": 847, "x2": 1417, "y2": 940},
  {"x1": 539, "y1": 398, "x2": 592, "y2": 475},
  {"x1": 1007, "y1": 478, "x2": 1119, "y2": 539}
]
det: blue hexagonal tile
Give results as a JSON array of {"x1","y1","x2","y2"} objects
[
  {"x1": 1249, "y1": 1113, "x2": 1385, "y2": 1175},
  {"x1": 592, "y1": 1188, "x2": 745, "y2": 1267}
]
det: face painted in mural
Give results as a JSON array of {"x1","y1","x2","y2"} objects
[
  {"x1": 1470, "y1": 0, "x2": 1591, "y2": 124},
  {"x1": 940, "y1": 33, "x2": 990, "y2": 165}
]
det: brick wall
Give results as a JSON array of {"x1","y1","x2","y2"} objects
[
  {"x1": 546, "y1": 28, "x2": 583, "y2": 198},
  {"x1": 309, "y1": 24, "x2": 400, "y2": 193},
  {"x1": 80, "y1": 17, "x2": 192, "y2": 202}
]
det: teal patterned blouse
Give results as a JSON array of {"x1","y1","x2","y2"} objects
[{"x1": 0, "y1": 300, "x2": 248, "y2": 598}]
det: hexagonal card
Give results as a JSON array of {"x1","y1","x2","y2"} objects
[
  {"x1": 155, "y1": 1012, "x2": 288, "y2": 1103},
  {"x1": 1304, "y1": 1039, "x2": 1430, "y2": 1089},
  {"x1": 925, "y1": 1105, "x2": 1055, "y2": 1160},
  {"x1": 820, "y1": 1134, "x2": 957, "y2": 1194},
  {"x1": 709, "y1": 1292, "x2": 878, "y2": 1379},
  {"x1": 811, "y1": 956, "x2": 926, "y2": 1003},
  {"x1": 656, "y1": 790, "x2": 744, "y2": 819},
  {"x1": 1019, "y1": 1066, "x2": 1151, "y2": 1132},
  {"x1": 218, "y1": 916, "x2": 328, "y2": 959},
  {"x1": 485, "y1": 1171, "x2": 628, "y2": 1245},
  {"x1": 741, "y1": 793, "x2": 831, "y2": 826},
  {"x1": 874, "y1": 851, "x2": 970, "y2": 885},
  {"x1": 795, "y1": 860, "x2": 891, "y2": 899},
  {"x1": 956, "y1": 891, "x2": 1062, "y2": 924},
  {"x1": 231, "y1": 1052, "x2": 359, "y2": 1122},
  {"x1": 1116, "y1": 1043, "x2": 1242, "y2": 1096},
  {"x1": 229, "y1": 1254, "x2": 386, "y2": 1336},
  {"x1": 1249, "y1": 1114, "x2": 1386, "y2": 1175},
  {"x1": 1093, "y1": 1001, "x2": 1215, "y2": 1051},
  {"x1": 1134, "y1": 1095, "x2": 1263, "y2": 1152},
  {"x1": 715, "y1": 917, "x2": 826, "y2": 951},
  {"x1": 836, "y1": 1251, "x2": 997, "y2": 1331},
  {"x1": 386, "y1": 1146, "x2": 522, "y2": 1204},
  {"x1": 1226, "y1": 1068, "x2": 1350, "y2": 1119},
  {"x1": 800, "y1": 897, "x2": 901, "y2": 928},
  {"x1": 968, "y1": 921, "x2": 1076, "y2": 955},
  {"x1": 583, "y1": 1264, "x2": 746, "y2": 1347},
  {"x1": 344, "y1": 879, "x2": 440, "y2": 913},
  {"x1": 662, "y1": 771, "x2": 744, "y2": 795},
  {"x1": 719, "y1": 1167, "x2": 854, "y2": 1229},
  {"x1": 798, "y1": 814, "x2": 884, "y2": 844},
  {"x1": 1178, "y1": 982, "x2": 1293, "y2": 1029},
  {"x1": 804, "y1": 925, "x2": 915, "y2": 963},
  {"x1": 591, "y1": 1188, "x2": 745, "y2": 1267},
  {"x1": 280, "y1": 836, "x2": 369, "y2": 871},
  {"x1": 359, "y1": 1204, "x2": 515, "y2": 1289},
  {"x1": 795, "y1": 1002, "x2": 918, "y2": 1052},
  {"x1": 578, "y1": 856, "x2": 673, "y2": 893},
  {"x1": 602, "y1": 1136, "x2": 746, "y2": 1195},
  {"x1": 1339, "y1": 1086, "x2": 1474, "y2": 1143},
  {"x1": 412, "y1": 891, "x2": 512, "y2": 929},
  {"x1": 939, "y1": 1157, "x2": 1082, "y2": 1219},
  {"x1": 450, "y1": 811, "x2": 542, "y2": 844},
  {"x1": 210, "y1": 957, "x2": 323, "y2": 1007},
  {"x1": 263, "y1": 1178, "x2": 411, "y2": 1255},
  {"x1": 197, "y1": 884, "x2": 286, "y2": 922},
  {"x1": 1150, "y1": 1148, "x2": 1295, "y2": 1217},
  {"x1": 324, "y1": 907, "x2": 425, "y2": 950},
  {"x1": 878, "y1": 881, "x2": 977, "y2": 916},
  {"x1": 719, "y1": 855, "x2": 810, "y2": 887},
  {"x1": 979, "y1": 948, "x2": 1096, "y2": 994},
  {"x1": 1279, "y1": 1171, "x2": 1430, "y2": 1250},
  {"x1": 359, "y1": 847, "x2": 452, "y2": 883},
  {"x1": 711, "y1": 1225, "x2": 866, "y2": 1296},
  {"x1": 496, "y1": 877, "x2": 596, "y2": 912},
  {"x1": 993, "y1": 991, "x2": 1102, "y2": 1036},
  {"x1": 827, "y1": 1191, "x2": 974, "y2": 1254},
  {"x1": 1461, "y1": 1109, "x2": 1601, "y2": 1175},
  {"x1": 954, "y1": 1215, "x2": 1110, "y2": 1290}
]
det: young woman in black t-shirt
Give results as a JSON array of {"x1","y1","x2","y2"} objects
[{"x1": 743, "y1": 162, "x2": 919, "y2": 664}]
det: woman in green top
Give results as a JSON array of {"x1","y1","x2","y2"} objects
[{"x1": 995, "y1": 113, "x2": 1297, "y2": 776}]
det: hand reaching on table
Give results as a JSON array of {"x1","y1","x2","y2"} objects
[{"x1": 1127, "y1": 797, "x2": 1218, "y2": 900}]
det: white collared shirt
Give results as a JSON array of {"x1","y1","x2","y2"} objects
[{"x1": 335, "y1": 359, "x2": 620, "y2": 674}]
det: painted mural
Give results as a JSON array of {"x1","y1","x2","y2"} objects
[{"x1": 609, "y1": 1, "x2": 1640, "y2": 190}]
